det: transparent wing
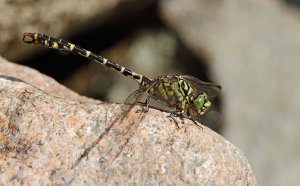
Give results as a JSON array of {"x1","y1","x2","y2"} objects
[
  {"x1": 181, "y1": 75, "x2": 221, "y2": 99},
  {"x1": 125, "y1": 81, "x2": 157, "y2": 105}
]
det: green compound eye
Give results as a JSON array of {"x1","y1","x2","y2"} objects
[{"x1": 194, "y1": 93, "x2": 208, "y2": 109}]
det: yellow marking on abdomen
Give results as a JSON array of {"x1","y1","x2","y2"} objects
[
  {"x1": 34, "y1": 33, "x2": 38, "y2": 40},
  {"x1": 69, "y1": 43, "x2": 75, "y2": 51},
  {"x1": 85, "y1": 51, "x2": 91, "y2": 57},
  {"x1": 44, "y1": 40, "x2": 48, "y2": 46},
  {"x1": 103, "y1": 58, "x2": 108, "y2": 64},
  {"x1": 52, "y1": 42, "x2": 58, "y2": 49}
]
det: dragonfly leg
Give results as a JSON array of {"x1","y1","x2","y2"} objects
[
  {"x1": 187, "y1": 108, "x2": 203, "y2": 130},
  {"x1": 190, "y1": 117, "x2": 203, "y2": 130},
  {"x1": 167, "y1": 110, "x2": 185, "y2": 129}
]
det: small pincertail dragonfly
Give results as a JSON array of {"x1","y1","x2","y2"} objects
[{"x1": 22, "y1": 32, "x2": 221, "y2": 128}]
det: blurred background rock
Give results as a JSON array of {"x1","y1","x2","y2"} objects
[{"x1": 1, "y1": 0, "x2": 299, "y2": 185}]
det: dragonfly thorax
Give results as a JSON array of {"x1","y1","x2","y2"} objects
[{"x1": 148, "y1": 75, "x2": 212, "y2": 116}]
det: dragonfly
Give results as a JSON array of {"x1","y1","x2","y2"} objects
[
  {"x1": 22, "y1": 32, "x2": 221, "y2": 125},
  {"x1": 22, "y1": 32, "x2": 221, "y2": 168}
]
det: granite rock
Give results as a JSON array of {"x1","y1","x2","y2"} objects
[{"x1": 0, "y1": 57, "x2": 255, "y2": 185}]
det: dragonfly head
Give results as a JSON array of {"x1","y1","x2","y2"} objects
[{"x1": 193, "y1": 92, "x2": 211, "y2": 115}]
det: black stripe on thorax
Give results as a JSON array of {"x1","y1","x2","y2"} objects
[{"x1": 178, "y1": 79, "x2": 190, "y2": 96}]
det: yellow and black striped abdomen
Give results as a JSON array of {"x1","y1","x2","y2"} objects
[{"x1": 23, "y1": 32, "x2": 152, "y2": 87}]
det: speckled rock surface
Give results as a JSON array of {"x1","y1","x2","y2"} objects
[{"x1": 0, "y1": 58, "x2": 256, "y2": 185}]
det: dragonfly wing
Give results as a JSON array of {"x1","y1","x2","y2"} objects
[
  {"x1": 181, "y1": 75, "x2": 221, "y2": 99},
  {"x1": 125, "y1": 81, "x2": 157, "y2": 105}
]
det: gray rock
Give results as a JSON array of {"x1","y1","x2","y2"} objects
[{"x1": 0, "y1": 57, "x2": 256, "y2": 185}]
